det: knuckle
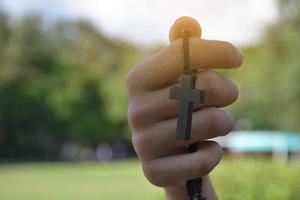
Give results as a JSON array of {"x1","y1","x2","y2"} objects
[
  {"x1": 125, "y1": 68, "x2": 139, "y2": 95},
  {"x1": 132, "y1": 134, "x2": 147, "y2": 158},
  {"x1": 142, "y1": 162, "x2": 164, "y2": 187},
  {"x1": 126, "y1": 59, "x2": 149, "y2": 96},
  {"x1": 132, "y1": 131, "x2": 156, "y2": 161},
  {"x1": 131, "y1": 134, "x2": 142, "y2": 150},
  {"x1": 127, "y1": 105, "x2": 145, "y2": 129},
  {"x1": 127, "y1": 97, "x2": 153, "y2": 130}
]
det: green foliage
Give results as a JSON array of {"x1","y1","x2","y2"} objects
[
  {"x1": 213, "y1": 159, "x2": 300, "y2": 200},
  {"x1": 226, "y1": 0, "x2": 300, "y2": 132},
  {"x1": 0, "y1": 12, "x2": 139, "y2": 159}
]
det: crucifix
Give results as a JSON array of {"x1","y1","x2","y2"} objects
[
  {"x1": 170, "y1": 73, "x2": 205, "y2": 140},
  {"x1": 169, "y1": 20, "x2": 206, "y2": 200}
]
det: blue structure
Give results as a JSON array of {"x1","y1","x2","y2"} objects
[{"x1": 227, "y1": 131, "x2": 300, "y2": 153}]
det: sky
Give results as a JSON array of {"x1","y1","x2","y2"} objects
[{"x1": 2, "y1": 0, "x2": 279, "y2": 47}]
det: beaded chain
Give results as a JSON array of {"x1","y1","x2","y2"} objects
[{"x1": 181, "y1": 28, "x2": 206, "y2": 200}]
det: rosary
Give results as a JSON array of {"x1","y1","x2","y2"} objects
[{"x1": 169, "y1": 17, "x2": 206, "y2": 200}]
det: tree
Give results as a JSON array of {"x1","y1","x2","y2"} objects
[
  {"x1": 228, "y1": 0, "x2": 300, "y2": 132},
  {"x1": 0, "y1": 13, "x2": 139, "y2": 160}
]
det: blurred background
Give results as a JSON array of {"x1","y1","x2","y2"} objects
[{"x1": 0, "y1": 0, "x2": 300, "y2": 199}]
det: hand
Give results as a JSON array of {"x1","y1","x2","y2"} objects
[{"x1": 126, "y1": 21, "x2": 243, "y2": 199}]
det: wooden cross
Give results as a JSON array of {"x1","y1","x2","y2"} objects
[{"x1": 169, "y1": 73, "x2": 205, "y2": 140}]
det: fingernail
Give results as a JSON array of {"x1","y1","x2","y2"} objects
[{"x1": 236, "y1": 48, "x2": 244, "y2": 67}]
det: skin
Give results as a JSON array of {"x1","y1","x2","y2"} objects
[{"x1": 125, "y1": 18, "x2": 243, "y2": 200}]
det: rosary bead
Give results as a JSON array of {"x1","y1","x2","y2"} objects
[{"x1": 169, "y1": 16, "x2": 202, "y2": 43}]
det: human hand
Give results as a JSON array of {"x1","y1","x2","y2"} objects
[{"x1": 126, "y1": 17, "x2": 243, "y2": 199}]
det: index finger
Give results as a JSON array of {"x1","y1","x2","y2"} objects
[
  {"x1": 126, "y1": 17, "x2": 243, "y2": 93},
  {"x1": 128, "y1": 38, "x2": 243, "y2": 92}
]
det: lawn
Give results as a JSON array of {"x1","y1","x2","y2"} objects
[{"x1": 0, "y1": 159, "x2": 299, "y2": 200}]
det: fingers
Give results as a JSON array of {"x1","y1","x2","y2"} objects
[
  {"x1": 140, "y1": 70, "x2": 238, "y2": 123},
  {"x1": 142, "y1": 141, "x2": 222, "y2": 187},
  {"x1": 127, "y1": 17, "x2": 240, "y2": 190},
  {"x1": 133, "y1": 107, "x2": 233, "y2": 160},
  {"x1": 126, "y1": 38, "x2": 243, "y2": 93},
  {"x1": 156, "y1": 108, "x2": 234, "y2": 150}
]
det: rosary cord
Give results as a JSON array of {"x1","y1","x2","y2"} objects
[
  {"x1": 187, "y1": 144, "x2": 206, "y2": 200},
  {"x1": 181, "y1": 29, "x2": 206, "y2": 200},
  {"x1": 183, "y1": 37, "x2": 190, "y2": 73},
  {"x1": 181, "y1": 28, "x2": 191, "y2": 73}
]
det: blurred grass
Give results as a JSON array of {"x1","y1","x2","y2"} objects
[
  {"x1": 212, "y1": 159, "x2": 300, "y2": 200},
  {"x1": 0, "y1": 159, "x2": 299, "y2": 200}
]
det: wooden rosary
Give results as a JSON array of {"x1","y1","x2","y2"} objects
[{"x1": 169, "y1": 17, "x2": 206, "y2": 200}]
